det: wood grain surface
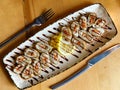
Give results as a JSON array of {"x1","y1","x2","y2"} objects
[{"x1": 0, "y1": 0, "x2": 120, "y2": 90}]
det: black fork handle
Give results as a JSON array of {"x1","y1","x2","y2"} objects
[{"x1": 0, "y1": 22, "x2": 35, "y2": 48}]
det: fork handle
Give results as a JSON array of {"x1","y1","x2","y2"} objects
[{"x1": 0, "y1": 22, "x2": 36, "y2": 48}]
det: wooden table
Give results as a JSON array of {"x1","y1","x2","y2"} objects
[{"x1": 0, "y1": 0, "x2": 120, "y2": 90}]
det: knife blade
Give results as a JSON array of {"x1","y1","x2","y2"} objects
[{"x1": 50, "y1": 44, "x2": 120, "y2": 90}]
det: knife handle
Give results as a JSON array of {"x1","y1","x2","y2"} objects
[
  {"x1": 50, "y1": 63, "x2": 92, "y2": 90},
  {"x1": 50, "y1": 44, "x2": 120, "y2": 90}
]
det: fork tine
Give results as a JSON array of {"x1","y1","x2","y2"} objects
[
  {"x1": 44, "y1": 9, "x2": 55, "y2": 20},
  {"x1": 42, "y1": 8, "x2": 52, "y2": 16},
  {"x1": 43, "y1": 9, "x2": 54, "y2": 18},
  {"x1": 35, "y1": 9, "x2": 55, "y2": 24},
  {"x1": 45, "y1": 12, "x2": 55, "y2": 21}
]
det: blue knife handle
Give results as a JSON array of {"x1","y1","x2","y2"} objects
[{"x1": 50, "y1": 63, "x2": 92, "y2": 90}]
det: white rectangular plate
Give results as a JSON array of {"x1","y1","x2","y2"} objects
[{"x1": 3, "y1": 3, "x2": 117, "y2": 89}]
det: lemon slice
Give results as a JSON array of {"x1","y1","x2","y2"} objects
[{"x1": 49, "y1": 33, "x2": 74, "y2": 55}]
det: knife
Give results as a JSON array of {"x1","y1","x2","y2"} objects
[{"x1": 50, "y1": 44, "x2": 120, "y2": 90}]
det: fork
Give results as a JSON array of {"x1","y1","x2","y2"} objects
[{"x1": 0, "y1": 9, "x2": 55, "y2": 48}]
